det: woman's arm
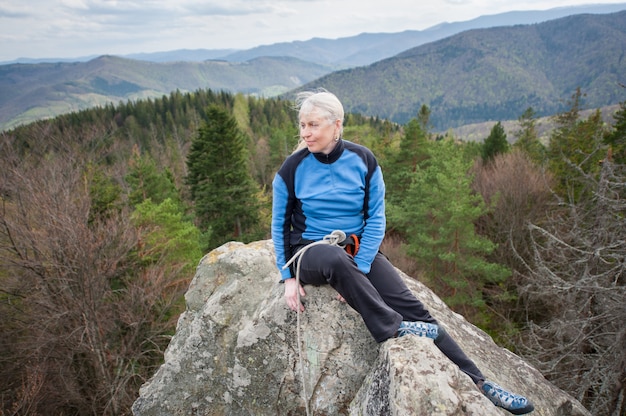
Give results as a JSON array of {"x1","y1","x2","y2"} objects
[
  {"x1": 271, "y1": 174, "x2": 294, "y2": 280},
  {"x1": 353, "y1": 166, "x2": 386, "y2": 274}
]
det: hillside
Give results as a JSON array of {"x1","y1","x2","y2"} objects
[
  {"x1": 294, "y1": 11, "x2": 626, "y2": 129},
  {"x1": 0, "y1": 55, "x2": 330, "y2": 131}
]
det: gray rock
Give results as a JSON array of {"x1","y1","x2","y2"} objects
[{"x1": 132, "y1": 240, "x2": 590, "y2": 416}]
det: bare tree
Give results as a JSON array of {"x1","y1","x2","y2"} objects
[
  {"x1": 513, "y1": 154, "x2": 626, "y2": 416},
  {"x1": 471, "y1": 150, "x2": 555, "y2": 334},
  {"x1": 0, "y1": 130, "x2": 185, "y2": 415},
  {"x1": 472, "y1": 150, "x2": 554, "y2": 269}
]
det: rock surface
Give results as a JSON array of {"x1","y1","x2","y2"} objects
[{"x1": 132, "y1": 240, "x2": 590, "y2": 416}]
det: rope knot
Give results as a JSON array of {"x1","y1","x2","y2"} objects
[
  {"x1": 282, "y1": 230, "x2": 347, "y2": 270},
  {"x1": 323, "y1": 230, "x2": 346, "y2": 246}
]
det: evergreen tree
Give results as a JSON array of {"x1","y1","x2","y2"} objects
[
  {"x1": 88, "y1": 166, "x2": 122, "y2": 224},
  {"x1": 131, "y1": 198, "x2": 202, "y2": 275},
  {"x1": 548, "y1": 89, "x2": 608, "y2": 202},
  {"x1": 513, "y1": 107, "x2": 545, "y2": 164},
  {"x1": 126, "y1": 145, "x2": 180, "y2": 207},
  {"x1": 186, "y1": 105, "x2": 261, "y2": 249},
  {"x1": 397, "y1": 138, "x2": 510, "y2": 324},
  {"x1": 481, "y1": 121, "x2": 509, "y2": 162},
  {"x1": 417, "y1": 104, "x2": 432, "y2": 133},
  {"x1": 384, "y1": 117, "x2": 431, "y2": 225},
  {"x1": 604, "y1": 99, "x2": 626, "y2": 164}
]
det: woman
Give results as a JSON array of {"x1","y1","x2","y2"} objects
[{"x1": 271, "y1": 89, "x2": 534, "y2": 415}]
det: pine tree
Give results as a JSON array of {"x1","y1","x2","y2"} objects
[
  {"x1": 385, "y1": 117, "x2": 431, "y2": 226},
  {"x1": 398, "y1": 138, "x2": 510, "y2": 323},
  {"x1": 131, "y1": 198, "x2": 202, "y2": 275},
  {"x1": 604, "y1": 99, "x2": 626, "y2": 164},
  {"x1": 417, "y1": 104, "x2": 432, "y2": 132},
  {"x1": 87, "y1": 166, "x2": 122, "y2": 224},
  {"x1": 513, "y1": 107, "x2": 545, "y2": 164},
  {"x1": 126, "y1": 145, "x2": 180, "y2": 207},
  {"x1": 186, "y1": 105, "x2": 261, "y2": 249},
  {"x1": 548, "y1": 89, "x2": 608, "y2": 202},
  {"x1": 481, "y1": 121, "x2": 509, "y2": 162}
]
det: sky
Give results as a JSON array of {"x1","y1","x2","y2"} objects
[{"x1": 1, "y1": 0, "x2": 626, "y2": 62}]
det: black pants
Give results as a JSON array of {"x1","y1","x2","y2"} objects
[{"x1": 294, "y1": 244, "x2": 485, "y2": 384}]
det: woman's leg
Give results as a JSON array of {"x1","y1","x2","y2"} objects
[
  {"x1": 366, "y1": 253, "x2": 485, "y2": 384},
  {"x1": 295, "y1": 247, "x2": 532, "y2": 412},
  {"x1": 295, "y1": 244, "x2": 402, "y2": 342}
]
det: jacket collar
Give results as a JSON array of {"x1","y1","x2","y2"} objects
[{"x1": 312, "y1": 139, "x2": 343, "y2": 164}]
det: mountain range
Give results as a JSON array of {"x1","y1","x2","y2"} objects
[
  {"x1": 6, "y1": 3, "x2": 625, "y2": 68},
  {"x1": 1, "y1": 4, "x2": 625, "y2": 132},
  {"x1": 295, "y1": 10, "x2": 626, "y2": 129},
  {"x1": 0, "y1": 56, "x2": 331, "y2": 131}
]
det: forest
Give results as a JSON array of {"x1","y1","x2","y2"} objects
[{"x1": 0, "y1": 87, "x2": 624, "y2": 416}]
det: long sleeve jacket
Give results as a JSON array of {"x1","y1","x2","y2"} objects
[{"x1": 271, "y1": 139, "x2": 386, "y2": 280}]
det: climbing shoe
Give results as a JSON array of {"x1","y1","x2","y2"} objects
[
  {"x1": 397, "y1": 321, "x2": 439, "y2": 340},
  {"x1": 480, "y1": 380, "x2": 534, "y2": 414}
]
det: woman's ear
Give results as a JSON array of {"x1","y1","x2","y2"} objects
[{"x1": 335, "y1": 119, "x2": 343, "y2": 133}]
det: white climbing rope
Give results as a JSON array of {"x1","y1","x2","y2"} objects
[{"x1": 282, "y1": 230, "x2": 346, "y2": 416}]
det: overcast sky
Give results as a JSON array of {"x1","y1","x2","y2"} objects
[{"x1": 1, "y1": 0, "x2": 625, "y2": 62}]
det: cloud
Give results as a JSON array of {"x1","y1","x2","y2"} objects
[
  {"x1": 0, "y1": 5, "x2": 29, "y2": 19},
  {"x1": 184, "y1": 1, "x2": 278, "y2": 16},
  {"x1": 1, "y1": 0, "x2": 625, "y2": 61},
  {"x1": 0, "y1": 3, "x2": 38, "y2": 18}
]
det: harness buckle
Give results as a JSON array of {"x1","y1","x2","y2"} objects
[{"x1": 343, "y1": 234, "x2": 360, "y2": 257}]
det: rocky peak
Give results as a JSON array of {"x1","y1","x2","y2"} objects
[{"x1": 132, "y1": 240, "x2": 590, "y2": 415}]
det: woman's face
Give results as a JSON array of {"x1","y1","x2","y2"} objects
[{"x1": 299, "y1": 109, "x2": 341, "y2": 154}]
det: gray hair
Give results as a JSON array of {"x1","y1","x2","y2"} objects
[{"x1": 295, "y1": 88, "x2": 344, "y2": 135}]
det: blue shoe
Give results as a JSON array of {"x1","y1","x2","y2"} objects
[
  {"x1": 480, "y1": 380, "x2": 534, "y2": 415},
  {"x1": 397, "y1": 321, "x2": 439, "y2": 340}
]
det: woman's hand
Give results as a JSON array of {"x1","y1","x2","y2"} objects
[{"x1": 284, "y1": 278, "x2": 306, "y2": 312}]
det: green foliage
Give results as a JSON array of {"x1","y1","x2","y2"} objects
[
  {"x1": 481, "y1": 121, "x2": 509, "y2": 162},
  {"x1": 186, "y1": 105, "x2": 261, "y2": 249},
  {"x1": 88, "y1": 166, "x2": 123, "y2": 224},
  {"x1": 548, "y1": 89, "x2": 609, "y2": 202},
  {"x1": 417, "y1": 104, "x2": 432, "y2": 131},
  {"x1": 604, "y1": 99, "x2": 626, "y2": 164},
  {"x1": 343, "y1": 113, "x2": 401, "y2": 157},
  {"x1": 131, "y1": 198, "x2": 202, "y2": 275},
  {"x1": 513, "y1": 107, "x2": 546, "y2": 164},
  {"x1": 384, "y1": 117, "x2": 431, "y2": 215},
  {"x1": 393, "y1": 138, "x2": 510, "y2": 323},
  {"x1": 126, "y1": 146, "x2": 181, "y2": 207}
]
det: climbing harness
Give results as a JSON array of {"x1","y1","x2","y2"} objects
[
  {"x1": 343, "y1": 233, "x2": 360, "y2": 257},
  {"x1": 282, "y1": 230, "x2": 348, "y2": 416}
]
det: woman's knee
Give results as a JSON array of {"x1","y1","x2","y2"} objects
[{"x1": 300, "y1": 244, "x2": 348, "y2": 271}]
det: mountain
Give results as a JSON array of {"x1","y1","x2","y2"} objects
[
  {"x1": 4, "y1": 4, "x2": 624, "y2": 68},
  {"x1": 2, "y1": 6, "x2": 625, "y2": 132},
  {"x1": 218, "y1": 3, "x2": 626, "y2": 68},
  {"x1": 124, "y1": 49, "x2": 239, "y2": 63},
  {"x1": 0, "y1": 55, "x2": 331, "y2": 131},
  {"x1": 292, "y1": 11, "x2": 626, "y2": 129}
]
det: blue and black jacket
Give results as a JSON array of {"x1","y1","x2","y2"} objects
[{"x1": 271, "y1": 139, "x2": 386, "y2": 280}]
